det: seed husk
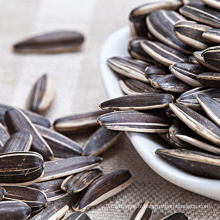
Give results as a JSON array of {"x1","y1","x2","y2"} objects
[
  {"x1": 100, "y1": 93, "x2": 174, "y2": 111},
  {"x1": 13, "y1": 31, "x2": 84, "y2": 54},
  {"x1": 97, "y1": 110, "x2": 171, "y2": 133},
  {"x1": 156, "y1": 148, "x2": 220, "y2": 179},
  {"x1": 74, "y1": 170, "x2": 132, "y2": 212},
  {"x1": 31, "y1": 202, "x2": 69, "y2": 220},
  {"x1": 0, "y1": 151, "x2": 44, "y2": 186},
  {"x1": 53, "y1": 110, "x2": 109, "y2": 134},
  {"x1": 63, "y1": 212, "x2": 91, "y2": 220},
  {"x1": 28, "y1": 74, "x2": 56, "y2": 113},
  {"x1": 3, "y1": 186, "x2": 47, "y2": 213},
  {"x1": 202, "y1": 0, "x2": 220, "y2": 10},
  {"x1": 183, "y1": 0, "x2": 202, "y2": 4},
  {"x1": 35, "y1": 124, "x2": 83, "y2": 158},
  {"x1": 174, "y1": 20, "x2": 211, "y2": 50},
  {"x1": 83, "y1": 127, "x2": 123, "y2": 156},
  {"x1": 202, "y1": 29, "x2": 220, "y2": 44},
  {"x1": 169, "y1": 63, "x2": 205, "y2": 87},
  {"x1": 1, "y1": 131, "x2": 32, "y2": 153},
  {"x1": 179, "y1": 3, "x2": 220, "y2": 28},
  {"x1": 188, "y1": 55, "x2": 199, "y2": 65},
  {"x1": 61, "y1": 169, "x2": 102, "y2": 193},
  {"x1": 197, "y1": 72, "x2": 220, "y2": 87},
  {"x1": 202, "y1": 46, "x2": 220, "y2": 70},
  {"x1": 129, "y1": 19, "x2": 149, "y2": 39},
  {"x1": 30, "y1": 178, "x2": 67, "y2": 202},
  {"x1": 151, "y1": 74, "x2": 191, "y2": 93},
  {"x1": 160, "y1": 212, "x2": 188, "y2": 220},
  {"x1": 145, "y1": 65, "x2": 170, "y2": 76},
  {"x1": 147, "y1": 10, "x2": 194, "y2": 55},
  {"x1": 0, "y1": 201, "x2": 31, "y2": 220},
  {"x1": 41, "y1": 156, "x2": 102, "y2": 182},
  {"x1": 141, "y1": 40, "x2": 188, "y2": 66},
  {"x1": 107, "y1": 57, "x2": 149, "y2": 83},
  {"x1": 130, "y1": 201, "x2": 152, "y2": 220},
  {"x1": 4, "y1": 108, "x2": 53, "y2": 161},
  {"x1": 169, "y1": 103, "x2": 220, "y2": 146},
  {"x1": 0, "y1": 123, "x2": 9, "y2": 150}
]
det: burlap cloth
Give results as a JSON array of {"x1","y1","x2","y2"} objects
[{"x1": 0, "y1": 0, "x2": 219, "y2": 219}]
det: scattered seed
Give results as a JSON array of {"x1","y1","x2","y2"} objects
[
  {"x1": 160, "y1": 212, "x2": 188, "y2": 219},
  {"x1": 130, "y1": 201, "x2": 152, "y2": 220},
  {"x1": 63, "y1": 212, "x2": 91, "y2": 220}
]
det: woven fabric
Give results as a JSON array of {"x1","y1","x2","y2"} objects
[{"x1": 0, "y1": 0, "x2": 219, "y2": 219}]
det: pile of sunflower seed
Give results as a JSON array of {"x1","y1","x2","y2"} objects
[{"x1": 98, "y1": 0, "x2": 220, "y2": 182}]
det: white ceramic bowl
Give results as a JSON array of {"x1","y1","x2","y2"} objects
[{"x1": 99, "y1": 26, "x2": 220, "y2": 201}]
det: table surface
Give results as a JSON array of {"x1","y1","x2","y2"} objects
[{"x1": 0, "y1": 0, "x2": 219, "y2": 219}]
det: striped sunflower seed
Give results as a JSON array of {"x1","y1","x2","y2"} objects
[
  {"x1": 130, "y1": 201, "x2": 152, "y2": 220},
  {"x1": 63, "y1": 212, "x2": 91, "y2": 220},
  {"x1": 61, "y1": 169, "x2": 102, "y2": 193},
  {"x1": 97, "y1": 110, "x2": 171, "y2": 133},
  {"x1": 0, "y1": 187, "x2": 5, "y2": 200},
  {"x1": 1, "y1": 131, "x2": 32, "y2": 153},
  {"x1": 202, "y1": 46, "x2": 220, "y2": 70},
  {"x1": 169, "y1": 103, "x2": 220, "y2": 146},
  {"x1": 4, "y1": 108, "x2": 54, "y2": 161},
  {"x1": 141, "y1": 40, "x2": 188, "y2": 66},
  {"x1": 31, "y1": 202, "x2": 69, "y2": 220},
  {"x1": 150, "y1": 74, "x2": 191, "y2": 93},
  {"x1": 0, "y1": 123, "x2": 9, "y2": 150},
  {"x1": 28, "y1": 74, "x2": 56, "y2": 113},
  {"x1": 145, "y1": 65, "x2": 169, "y2": 76},
  {"x1": 13, "y1": 31, "x2": 84, "y2": 54},
  {"x1": 41, "y1": 156, "x2": 102, "y2": 182},
  {"x1": 0, "y1": 151, "x2": 44, "y2": 186},
  {"x1": 188, "y1": 55, "x2": 199, "y2": 65},
  {"x1": 156, "y1": 148, "x2": 220, "y2": 179},
  {"x1": 53, "y1": 110, "x2": 109, "y2": 134},
  {"x1": 147, "y1": 10, "x2": 194, "y2": 55},
  {"x1": 202, "y1": 28, "x2": 220, "y2": 44},
  {"x1": 160, "y1": 212, "x2": 188, "y2": 220},
  {"x1": 107, "y1": 57, "x2": 149, "y2": 83},
  {"x1": 182, "y1": 0, "x2": 200, "y2": 4},
  {"x1": 30, "y1": 178, "x2": 68, "y2": 202},
  {"x1": 100, "y1": 93, "x2": 174, "y2": 111},
  {"x1": 83, "y1": 127, "x2": 122, "y2": 156},
  {"x1": 4, "y1": 186, "x2": 47, "y2": 213},
  {"x1": 74, "y1": 170, "x2": 132, "y2": 212},
  {"x1": 197, "y1": 72, "x2": 220, "y2": 87},
  {"x1": 35, "y1": 124, "x2": 83, "y2": 158},
  {"x1": 169, "y1": 63, "x2": 205, "y2": 87},
  {"x1": 0, "y1": 201, "x2": 31, "y2": 220},
  {"x1": 179, "y1": 3, "x2": 220, "y2": 28},
  {"x1": 174, "y1": 20, "x2": 211, "y2": 50},
  {"x1": 202, "y1": 0, "x2": 220, "y2": 10}
]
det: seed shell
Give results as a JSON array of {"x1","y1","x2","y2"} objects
[
  {"x1": 145, "y1": 65, "x2": 170, "y2": 76},
  {"x1": 197, "y1": 72, "x2": 220, "y2": 87},
  {"x1": 202, "y1": 29, "x2": 220, "y2": 44},
  {"x1": 202, "y1": 0, "x2": 220, "y2": 10},
  {"x1": 13, "y1": 31, "x2": 84, "y2": 54},
  {"x1": 4, "y1": 108, "x2": 54, "y2": 161},
  {"x1": 63, "y1": 212, "x2": 91, "y2": 220},
  {"x1": 160, "y1": 212, "x2": 188, "y2": 219},
  {"x1": 41, "y1": 156, "x2": 102, "y2": 182},
  {"x1": 75, "y1": 170, "x2": 132, "y2": 211},
  {"x1": 61, "y1": 169, "x2": 102, "y2": 193},
  {"x1": 188, "y1": 56, "x2": 199, "y2": 64},
  {"x1": 97, "y1": 110, "x2": 171, "y2": 133},
  {"x1": 4, "y1": 186, "x2": 47, "y2": 213},
  {"x1": 130, "y1": 201, "x2": 152, "y2": 220},
  {"x1": 202, "y1": 46, "x2": 220, "y2": 70},
  {"x1": 0, "y1": 123, "x2": 9, "y2": 150},
  {"x1": 28, "y1": 74, "x2": 56, "y2": 113}
]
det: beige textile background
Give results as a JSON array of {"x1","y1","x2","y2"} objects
[{"x1": 0, "y1": 0, "x2": 219, "y2": 219}]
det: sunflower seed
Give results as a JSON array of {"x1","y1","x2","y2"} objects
[
  {"x1": 169, "y1": 103, "x2": 220, "y2": 146},
  {"x1": 61, "y1": 169, "x2": 102, "y2": 193},
  {"x1": 1, "y1": 132, "x2": 32, "y2": 153},
  {"x1": 97, "y1": 110, "x2": 171, "y2": 133},
  {"x1": 53, "y1": 110, "x2": 109, "y2": 134},
  {"x1": 28, "y1": 74, "x2": 56, "y2": 113},
  {"x1": 13, "y1": 31, "x2": 84, "y2": 54},
  {"x1": 141, "y1": 41, "x2": 188, "y2": 66},
  {"x1": 30, "y1": 178, "x2": 67, "y2": 202},
  {"x1": 160, "y1": 212, "x2": 188, "y2": 220},
  {"x1": 182, "y1": 0, "x2": 200, "y2": 4},
  {"x1": 0, "y1": 123, "x2": 9, "y2": 149},
  {"x1": 31, "y1": 202, "x2": 69, "y2": 220},
  {"x1": 147, "y1": 10, "x2": 194, "y2": 55},
  {"x1": 83, "y1": 127, "x2": 123, "y2": 156},
  {"x1": 0, "y1": 187, "x2": 5, "y2": 200},
  {"x1": 202, "y1": 46, "x2": 220, "y2": 70},
  {"x1": 41, "y1": 156, "x2": 102, "y2": 182},
  {"x1": 63, "y1": 212, "x2": 91, "y2": 220},
  {"x1": 202, "y1": 28, "x2": 220, "y2": 44},
  {"x1": 4, "y1": 186, "x2": 47, "y2": 213},
  {"x1": 0, "y1": 151, "x2": 44, "y2": 186},
  {"x1": 164, "y1": 107, "x2": 177, "y2": 120},
  {"x1": 169, "y1": 63, "x2": 205, "y2": 87},
  {"x1": 179, "y1": 3, "x2": 220, "y2": 28},
  {"x1": 35, "y1": 124, "x2": 83, "y2": 158},
  {"x1": 188, "y1": 56, "x2": 199, "y2": 65},
  {"x1": 4, "y1": 108, "x2": 54, "y2": 161},
  {"x1": 202, "y1": 0, "x2": 220, "y2": 10},
  {"x1": 174, "y1": 20, "x2": 211, "y2": 50},
  {"x1": 156, "y1": 148, "x2": 220, "y2": 179},
  {"x1": 151, "y1": 74, "x2": 191, "y2": 93},
  {"x1": 0, "y1": 201, "x2": 31, "y2": 220},
  {"x1": 145, "y1": 65, "x2": 170, "y2": 76},
  {"x1": 130, "y1": 201, "x2": 152, "y2": 220},
  {"x1": 107, "y1": 57, "x2": 149, "y2": 83},
  {"x1": 197, "y1": 72, "x2": 220, "y2": 87},
  {"x1": 74, "y1": 170, "x2": 132, "y2": 212}
]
